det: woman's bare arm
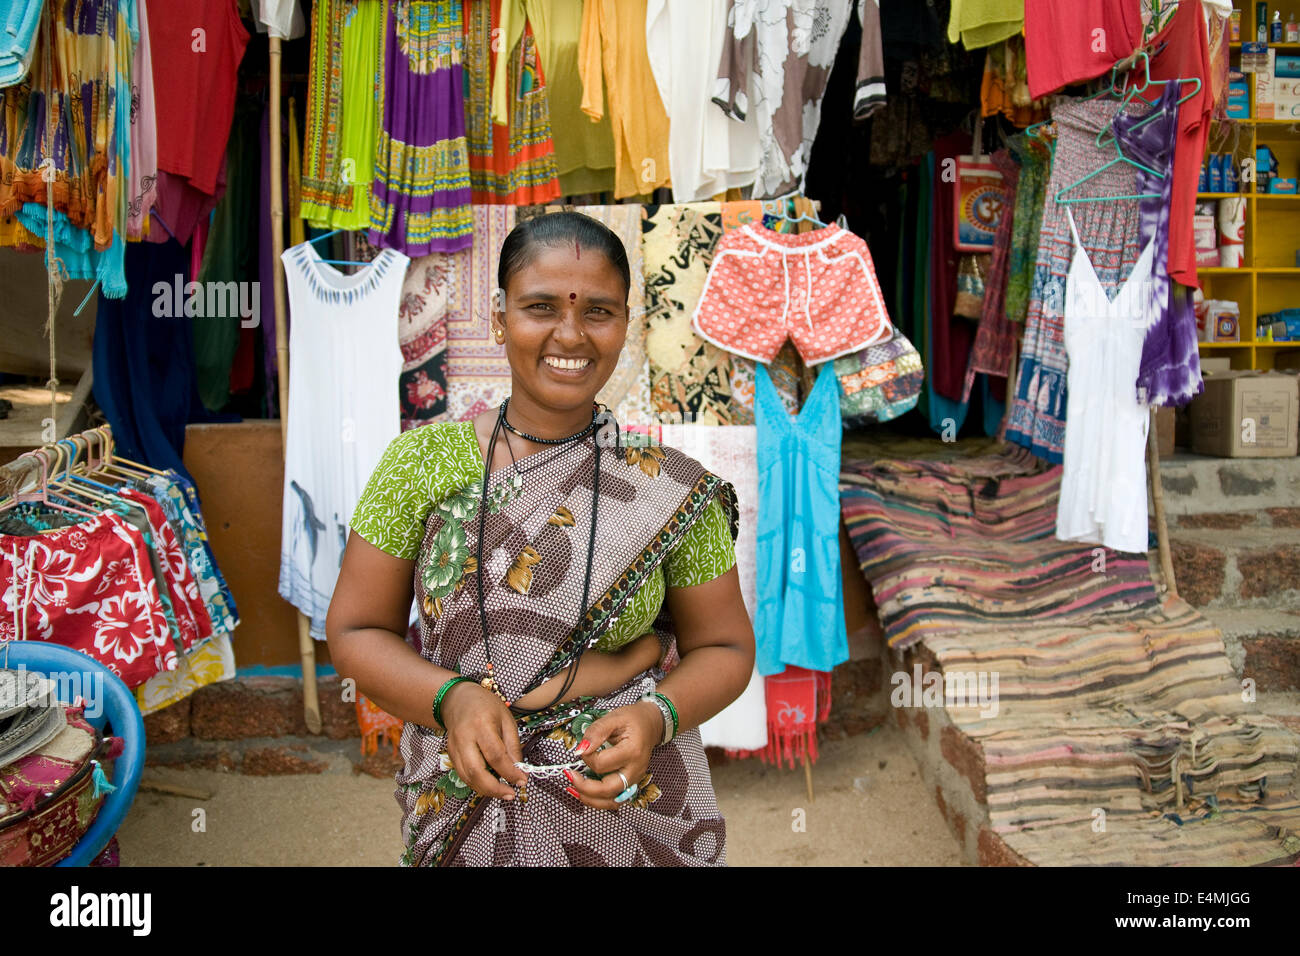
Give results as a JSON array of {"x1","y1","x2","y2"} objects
[
  {"x1": 650, "y1": 564, "x2": 754, "y2": 732},
  {"x1": 325, "y1": 533, "x2": 450, "y2": 726}
]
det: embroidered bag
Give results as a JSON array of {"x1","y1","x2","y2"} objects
[
  {"x1": 832, "y1": 326, "x2": 925, "y2": 426},
  {"x1": 0, "y1": 702, "x2": 122, "y2": 866}
]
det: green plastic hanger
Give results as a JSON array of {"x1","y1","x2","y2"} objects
[{"x1": 1054, "y1": 126, "x2": 1166, "y2": 205}]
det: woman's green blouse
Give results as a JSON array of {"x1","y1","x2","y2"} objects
[{"x1": 350, "y1": 423, "x2": 737, "y2": 652}]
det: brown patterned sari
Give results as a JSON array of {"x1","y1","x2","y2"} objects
[{"x1": 395, "y1": 431, "x2": 739, "y2": 866}]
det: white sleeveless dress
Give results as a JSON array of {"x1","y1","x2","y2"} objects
[{"x1": 1055, "y1": 207, "x2": 1153, "y2": 555}]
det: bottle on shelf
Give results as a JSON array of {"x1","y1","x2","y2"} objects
[
  {"x1": 1287, "y1": 12, "x2": 1299, "y2": 42},
  {"x1": 1272, "y1": 10, "x2": 1284, "y2": 42}
]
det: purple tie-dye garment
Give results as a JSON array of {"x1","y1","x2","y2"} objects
[{"x1": 1111, "y1": 82, "x2": 1203, "y2": 408}]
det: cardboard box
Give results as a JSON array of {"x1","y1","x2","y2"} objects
[
  {"x1": 1244, "y1": 46, "x2": 1277, "y2": 118},
  {"x1": 1189, "y1": 371, "x2": 1299, "y2": 457},
  {"x1": 1200, "y1": 356, "x2": 1233, "y2": 373},
  {"x1": 1155, "y1": 405, "x2": 1175, "y2": 458}
]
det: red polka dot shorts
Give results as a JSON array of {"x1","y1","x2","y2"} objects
[{"x1": 691, "y1": 222, "x2": 893, "y2": 365}]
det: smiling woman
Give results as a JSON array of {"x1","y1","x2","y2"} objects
[{"x1": 326, "y1": 212, "x2": 755, "y2": 867}]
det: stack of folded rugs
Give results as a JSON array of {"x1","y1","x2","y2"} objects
[{"x1": 0, "y1": 666, "x2": 122, "y2": 866}]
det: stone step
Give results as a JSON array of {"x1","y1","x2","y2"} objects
[
  {"x1": 1199, "y1": 608, "x2": 1300, "y2": 692},
  {"x1": 1158, "y1": 454, "x2": 1300, "y2": 518},
  {"x1": 1169, "y1": 526, "x2": 1300, "y2": 611}
]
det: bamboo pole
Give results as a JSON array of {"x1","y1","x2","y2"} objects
[
  {"x1": 269, "y1": 34, "x2": 322, "y2": 734},
  {"x1": 1147, "y1": 407, "x2": 1178, "y2": 598}
]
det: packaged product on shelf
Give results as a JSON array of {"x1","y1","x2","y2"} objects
[
  {"x1": 1217, "y1": 197, "x2": 1246, "y2": 267},
  {"x1": 1209, "y1": 153, "x2": 1225, "y2": 193},
  {"x1": 1194, "y1": 203, "x2": 1220, "y2": 269},
  {"x1": 1256, "y1": 145, "x2": 1279, "y2": 191},
  {"x1": 1268, "y1": 177, "x2": 1298, "y2": 194},
  {"x1": 1224, "y1": 153, "x2": 1241, "y2": 192},
  {"x1": 1243, "y1": 43, "x2": 1277, "y2": 118}
]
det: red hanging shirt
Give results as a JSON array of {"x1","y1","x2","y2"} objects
[
  {"x1": 1025, "y1": 0, "x2": 1144, "y2": 100},
  {"x1": 145, "y1": 0, "x2": 250, "y2": 196}
]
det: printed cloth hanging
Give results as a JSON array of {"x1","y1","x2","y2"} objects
[
  {"x1": 397, "y1": 253, "x2": 452, "y2": 429},
  {"x1": 299, "y1": 0, "x2": 383, "y2": 230},
  {"x1": 640, "y1": 203, "x2": 735, "y2": 425},
  {"x1": 125, "y1": 0, "x2": 158, "y2": 240},
  {"x1": 443, "y1": 204, "x2": 515, "y2": 422},
  {"x1": 278, "y1": 242, "x2": 409, "y2": 638},
  {"x1": 370, "y1": 0, "x2": 473, "y2": 256},
  {"x1": 2, "y1": 0, "x2": 137, "y2": 295},
  {"x1": 961, "y1": 145, "x2": 1018, "y2": 404},
  {"x1": 1004, "y1": 129, "x2": 1052, "y2": 323},
  {"x1": 578, "y1": 0, "x2": 671, "y2": 199},
  {"x1": 1111, "y1": 80, "x2": 1203, "y2": 408},
  {"x1": 644, "y1": 0, "x2": 760, "y2": 203},
  {"x1": 1004, "y1": 95, "x2": 1149, "y2": 464},
  {"x1": 469, "y1": 0, "x2": 560, "y2": 204},
  {"x1": 712, "y1": 0, "x2": 854, "y2": 199},
  {"x1": 728, "y1": 665, "x2": 831, "y2": 769}
]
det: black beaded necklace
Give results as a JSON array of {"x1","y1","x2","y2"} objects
[{"x1": 474, "y1": 398, "x2": 603, "y2": 715}]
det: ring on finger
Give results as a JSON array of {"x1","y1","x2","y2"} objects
[
  {"x1": 616, "y1": 770, "x2": 630, "y2": 791},
  {"x1": 615, "y1": 783, "x2": 639, "y2": 804}
]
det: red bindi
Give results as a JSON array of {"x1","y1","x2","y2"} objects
[{"x1": 569, "y1": 292, "x2": 577, "y2": 301}]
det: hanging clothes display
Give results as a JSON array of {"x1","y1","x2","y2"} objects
[
  {"x1": 961, "y1": 145, "x2": 1018, "y2": 404},
  {"x1": 640, "y1": 202, "x2": 735, "y2": 425},
  {"x1": 299, "y1": 0, "x2": 382, "y2": 230},
  {"x1": 1004, "y1": 129, "x2": 1052, "y2": 324},
  {"x1": 470, "y1": 0, "x2": 561, "y2": 204},
  {"x1": 578, "y1": 0, "x2": 671, "y2": 199},
  {"x1": 194, "y1": 99, "x2": 262, "y2": 414},
  {"x1": 146, "y1": 0, "x2": 249, "y2": 212},
  {"x1": 1111, "y1": 80, "x2": 1202, "y2": 408},
  {"x1": 753, "y1": 360, "x2": 846, "y2": 677},
  {"x1": 853, "y1": 0, "x2": 887, "y2": 119},
  {"x1": 644, "y1": 0, "x2": 760, "y2": 203},
  {"x1": 0, "y1": 0, "x2": 43, "y2": 88},
  {"x1": 508, "y1": 0, "x2": 614, "y2": 195},
  {"x1": 125, "y1": 1, "x2": 158, "y2": 241},
  {"x1": 370, "y1": 0, "x2": 474, "y2": 255},
  {"x1": 947, "y1": 0, "x2": 1024, "y2": 50},
  {"x1": 691, "y1": 220, "x2": 893, "y2": 365},
  {"x1": 397, "y1": 253, "x2": 453, "y2": 429},
  {"x1": 712, "y1": 0, "x2": 854, "y2": 199},
  {"x1": 279, "y1": 241, "x2": 409, "y2": 637},
  {"x1": 3, "y1": 0, "x2": 136, "y2": 296},
  {"x1": 1054, "y1": 206, "x2": 1154, "y2": 554},
  {"x1": 1005, "y1": 95, "x2": 1149, "y2": 463},
  {"x1": 443, "y1": 204, "x2": 515, "y2": 421},
  {"x1": 1144, "y1": 0, "x2": 1212, "y2": 290},
  {"x1": 1024, "y1": 0, "x2": 1144, "y2": 100},
  {"x1": 92, "y1": 239, "x2": 225, "y2": 483}
]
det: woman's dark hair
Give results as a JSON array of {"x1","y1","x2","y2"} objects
[{"x1": 496, "y1": 211, "x2": 631, "y2": 305}]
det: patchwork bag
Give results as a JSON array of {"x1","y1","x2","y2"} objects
[
  {"x1": 0, "y1": 699, "x2": 121, "y2": 867},
  {"x1": 833, "y1": 326, "x2": 925, "y2": 426}
]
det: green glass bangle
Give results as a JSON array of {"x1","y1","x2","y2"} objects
[
  {"x1": 654, "y1": 692, "x2": 679, "y2": 739},
  {"x1": 432, "y1": 676, "x2": 473, "y2": 731}
]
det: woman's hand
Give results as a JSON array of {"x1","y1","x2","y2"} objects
[
  {"x1": 562, "y1": 701, "x2": 663, "y2": 810},
  {"x1": 440, "y1": 681, "x2": 529, "y2": 801}
]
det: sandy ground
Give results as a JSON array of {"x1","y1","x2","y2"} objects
[{"x1": 116, "y1": 721, "x2": 966, "y2": 866}]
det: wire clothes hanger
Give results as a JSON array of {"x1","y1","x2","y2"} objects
[
  {"x1": 305, "y1": 228, "x2": 372, "y2": 267},
  {"x1": 1054, "y1": 54, "x2": 1185, "y2": 205}
]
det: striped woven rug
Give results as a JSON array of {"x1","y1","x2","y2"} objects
[{"x1": 841, "y1": 448, "x2": 1300, "y2": 866}]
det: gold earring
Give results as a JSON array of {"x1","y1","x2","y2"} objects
[{"x1": 494, "y1": 327, "x2": 505, "y2": 342}]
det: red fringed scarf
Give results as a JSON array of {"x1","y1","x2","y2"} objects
[{"x1": 728, "y1": 666, "x2": 832, "y2": 769}]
